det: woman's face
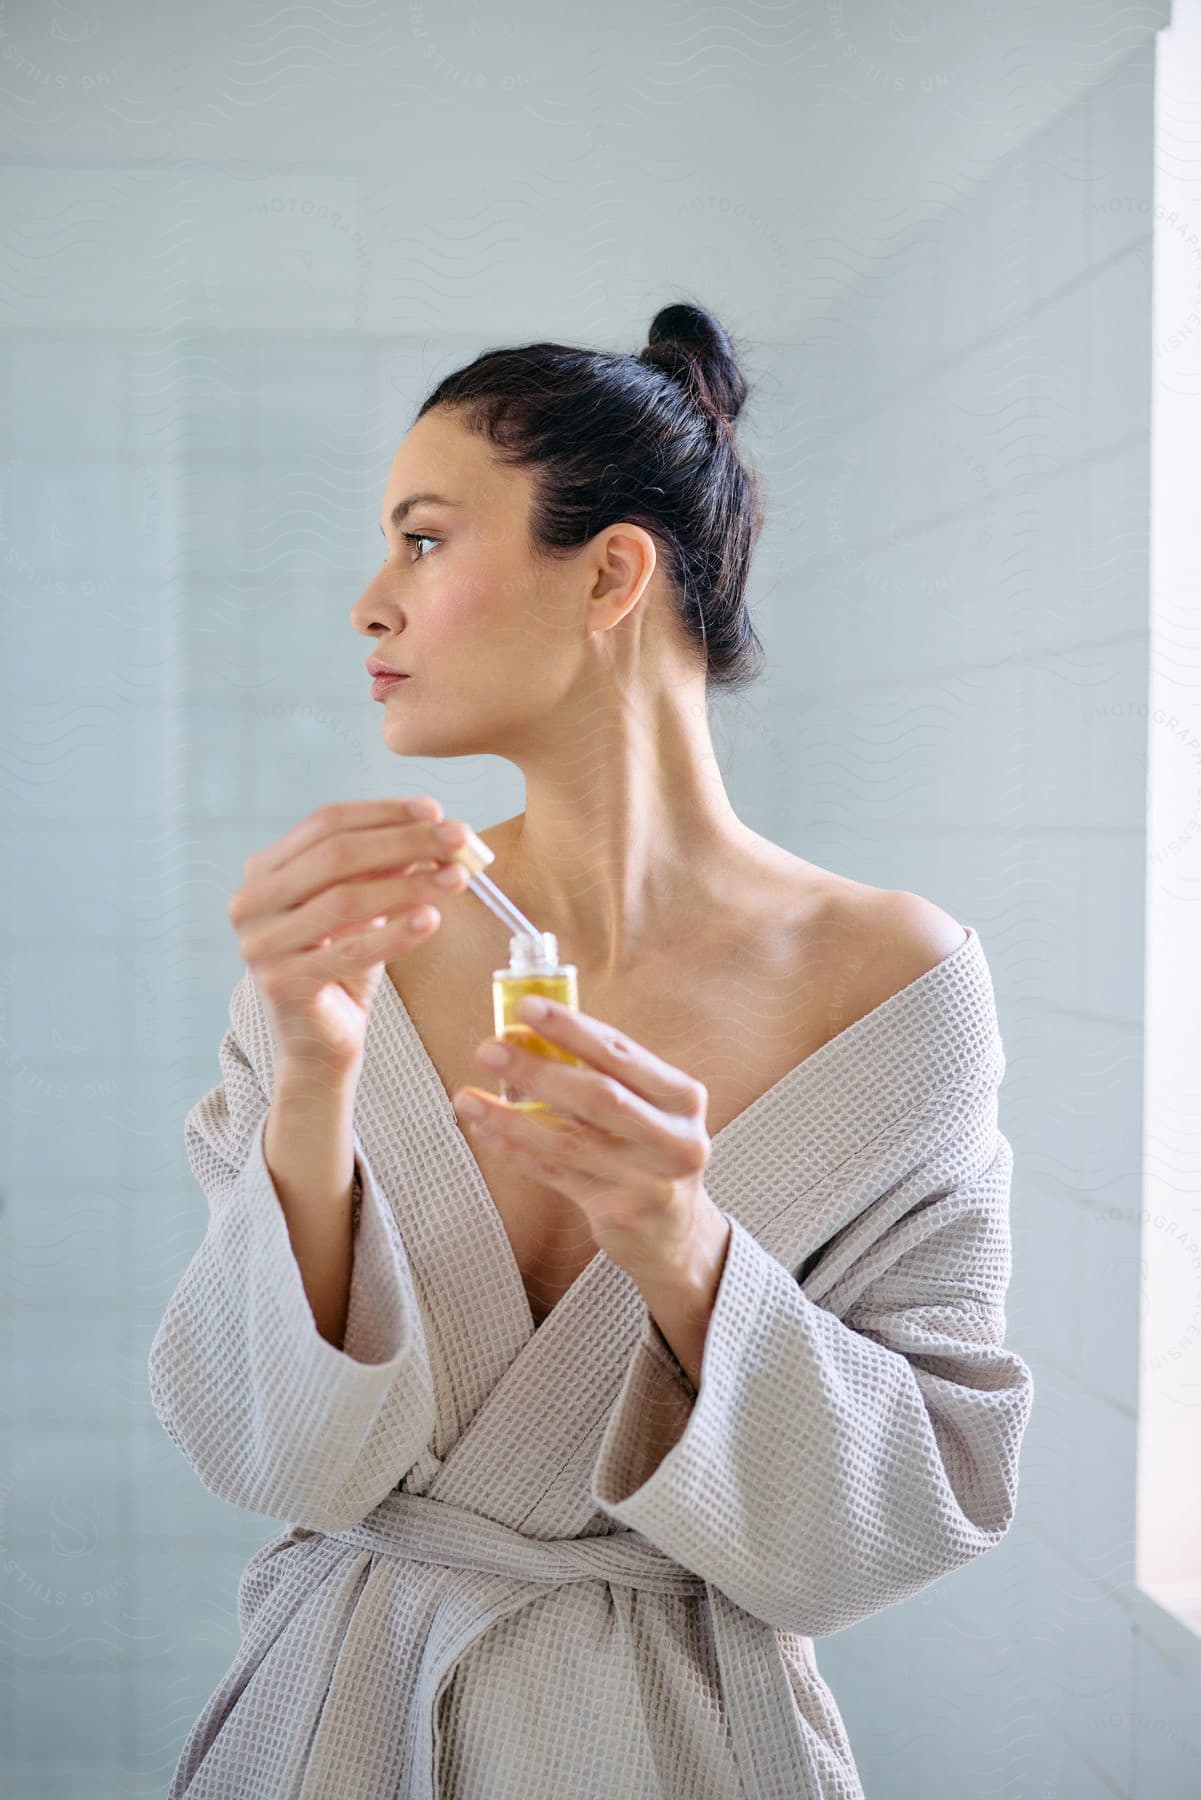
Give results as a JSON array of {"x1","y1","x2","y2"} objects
[{"x1": 350, "y1": 408, "x2": 585, "y2": 756}]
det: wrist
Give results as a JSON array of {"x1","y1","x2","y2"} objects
[
  {"x1": 634, "y1": 1205, "x2": 732, "y2": 1394},
  {"x1": 272, "y1": 1057, "x2": 362, "y2": 1110},
  {"x1": 636, "y1": 1200, "x2": 731, "y2": 1313}
]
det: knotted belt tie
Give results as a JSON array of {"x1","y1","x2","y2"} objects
[
  {"x1": 328, "y1": 1488, "x2": 704, "y2": 1592},
  {"x1": 325, "y1": 1488, "x2": 816, "y2": 1800}
]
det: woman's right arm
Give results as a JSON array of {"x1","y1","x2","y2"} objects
[
  {"x1": 147, "y1": 974, "x2": 438, "y2": 1535},
  {"x1": 147, "y1": 796, "x2": 477, "y2": 1534},
  {"x1": 263, "y1": 1062, "x2": 364, "y2": 1355}
]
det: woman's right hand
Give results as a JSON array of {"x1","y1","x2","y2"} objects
[{"x1": 227, "y1": 795, "x2": 473, "y2": 1077}]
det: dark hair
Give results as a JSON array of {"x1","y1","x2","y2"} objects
[{"x1": 413, "y1": 302, "x2": 768, "y2": 695}]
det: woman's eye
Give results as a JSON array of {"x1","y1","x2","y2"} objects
[{"x1": 403, "y1": 531, "x2": 439, "y2": 561}]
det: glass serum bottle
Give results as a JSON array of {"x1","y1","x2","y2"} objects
[
  {"x1": 442, "y1": 823, "x2": 584, "y2": 1114},
  {"x1": 492, "y1": 931, "x2": 581, "y2": 1112}
]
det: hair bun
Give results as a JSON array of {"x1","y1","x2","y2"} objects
[{"x1": 641, "y1": 302, "x2": 749, "y2": 430}]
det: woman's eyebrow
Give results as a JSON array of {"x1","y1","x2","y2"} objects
[{"x1": 380, "y1": 493, "x2": 462, "y2": 536}]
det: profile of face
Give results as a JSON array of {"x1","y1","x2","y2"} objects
[{"x1": 349, "y1": 407, "x2": 662, "y2": 758}]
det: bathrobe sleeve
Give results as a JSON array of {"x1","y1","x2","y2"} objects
[
  {"x1": 147, "y1": 977, "x2": 437, "y2": 1535},
  {"x1": 589, "y1": 1049, "x2": 1034, "y2": 1640}
]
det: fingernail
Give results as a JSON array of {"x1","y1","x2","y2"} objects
[
  {"x1": 457, "y1": 1092, "x2": 486, "y2": 1118},
  {"x1": 476, "y1": 1042, "x2": 511, "y2": 1067},
  {"x1": 518, "y1": 997, "x2": 549, "y2": 1021}
]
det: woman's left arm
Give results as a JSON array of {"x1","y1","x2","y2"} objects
[
  {"x1": 590, "y1": 1079, "x2": 1033, "y2": 1640},
  {"x1": 451, "y1": 981, "x2": 1033, "y2": 1642}
]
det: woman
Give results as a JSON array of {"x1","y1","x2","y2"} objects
[{"x1": 149, "y1": 303, "x2": 1034, "y2": 1798}]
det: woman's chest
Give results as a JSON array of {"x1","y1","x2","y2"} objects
[{"x1": 385, "y1": 919, "x2": 849, "y2": 1327}]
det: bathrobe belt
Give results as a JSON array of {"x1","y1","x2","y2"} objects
[{"x1": 327, "y1": 1489, "x2": 815, "y2": 1800}]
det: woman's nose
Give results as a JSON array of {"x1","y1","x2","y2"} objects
[{"x1": 349, "y1": 568, "x2": 396, "y2": 634}]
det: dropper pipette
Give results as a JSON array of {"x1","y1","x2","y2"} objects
[
  {"x1": 465, "y1": 868, "x2": 540, "y2": 941},
  {"x1": 447, "y1": 827, "x2": 541, "y2": 943}
]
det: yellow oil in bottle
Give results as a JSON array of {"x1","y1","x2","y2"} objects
[{"x1": 491, "y1": 931, "x2": 581, "y2": 1114}]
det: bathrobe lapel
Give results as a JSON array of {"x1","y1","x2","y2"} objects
[{"x1": 352, "y1": 928, "x2": 996, "y2": 1537}]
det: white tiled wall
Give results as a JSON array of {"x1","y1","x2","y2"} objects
[
  {"x1": 738, "y1": 45, "x2": 1197, "y2": 1800},
  {"x1": 1, "y1": 24, "x2": 1193, "y2": 1800}
]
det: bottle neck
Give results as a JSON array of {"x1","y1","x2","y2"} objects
[{"x1": 508, "y1": 930, "x2": 559, "y2": 975}]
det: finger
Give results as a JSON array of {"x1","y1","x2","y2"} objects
[
  {"x1": 243, "y1": 860, "x2": 465, "y2": 960},
  {"x1": 232, "y1": 816, "x2": 468, "y2": 928},
  {"x1": 306, "y1": 904, "x2": 441, "y2": 969},
  {"x1": 246, "y1": 796, "x2": 443, "y2": 878},
  {"x1": 464, "y1": 1094, "x2": 689, "y2": 1193},
  {"x1": 476, "y1": 1044, "x2": 662, "y2": 1144},
  {"x1": 468, "y1": 1103, "x2": 619, "y2": 1185},
  {"x1": 509, "y1": 997, "x2": 705, "y2": 1119},
  {"x1": 458, "y1": 1077, "x2": 703, "y2": 1181}
]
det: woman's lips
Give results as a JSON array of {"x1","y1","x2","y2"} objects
[{"x1": 371, "y1": 674, "x2": 411, "y2": 700}]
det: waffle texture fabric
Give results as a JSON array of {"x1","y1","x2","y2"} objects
[{"x1": 148, "y1": 923, "x2": 1033, "y2": 1798}]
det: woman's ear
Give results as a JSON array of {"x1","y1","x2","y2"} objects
[{"x1": 584, "y1": 523, "x2": 658, "y2": 636}]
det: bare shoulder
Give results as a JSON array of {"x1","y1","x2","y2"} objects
[
  {"x1": 865, "y1": 887, "x2": 969, "y2": 978},
  {"x1": 782, "y1": 874, "x2": 968, "y2": 1038},
  {"x1": 838, "y1": 885, "x2": 969, "y2": 1014}
]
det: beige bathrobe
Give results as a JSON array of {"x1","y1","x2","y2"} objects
[{"x1": 148, "y1": 924, "x2": 1033, "y2": 1798}]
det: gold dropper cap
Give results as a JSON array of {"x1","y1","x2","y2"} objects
[{"x1": 446, "y1": 827, "x2": 496, "y2": 876}]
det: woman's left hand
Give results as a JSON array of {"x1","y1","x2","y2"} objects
[{"x1": 451, "y1": 995, "x2": 720, "y2": 1289}]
